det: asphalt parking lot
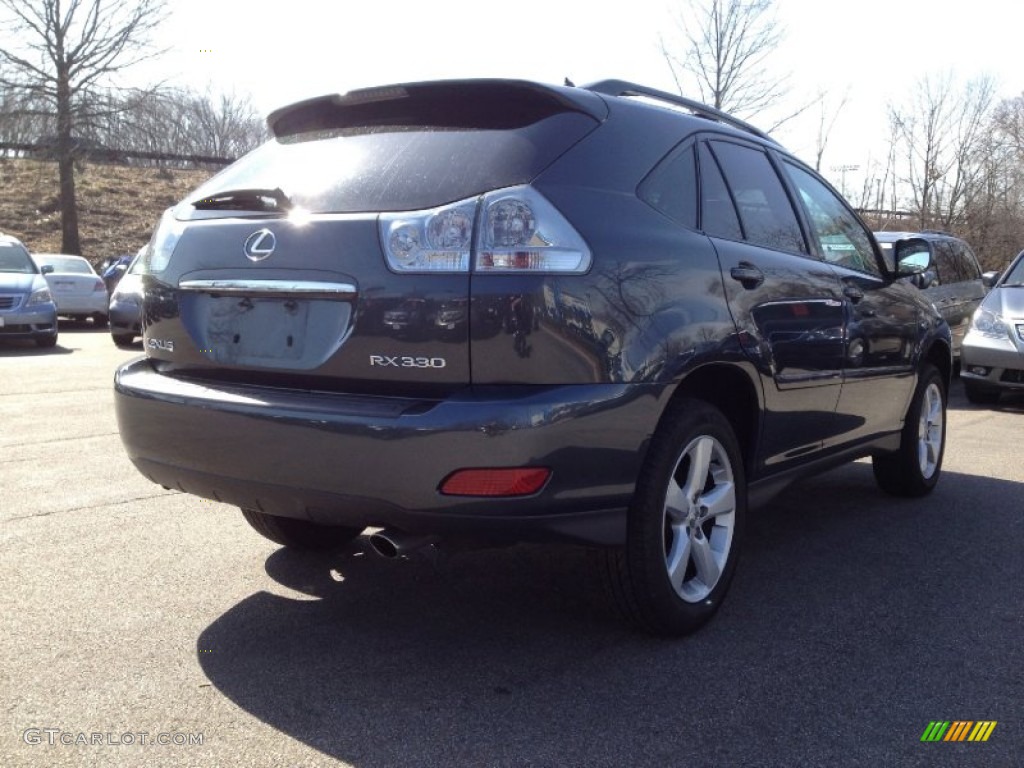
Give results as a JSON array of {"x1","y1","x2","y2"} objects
[{"x1": 2, "y1": 326, "x2": 1022, "y2": 767}]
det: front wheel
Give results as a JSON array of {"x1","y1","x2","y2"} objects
[
  {"x1": 111, "y1": 333, "x2": 135, "y2": 348},
  {"x1": 240, "y1": 508, "x2": 363, "y2": 552},
  {"x1": 601, "y1": 399, "x2": 746, "y2": 636},
  {"x1": 872, "y1": 363, "x2": 946, "y2": 497}
]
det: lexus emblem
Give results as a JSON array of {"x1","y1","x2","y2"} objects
[{"x1": 243, "y1": 229, "x2": 276, "y2": 262}]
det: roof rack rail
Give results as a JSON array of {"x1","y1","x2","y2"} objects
[{"x1": 584, "y1": 79, "x2": 778, "y2": 145}]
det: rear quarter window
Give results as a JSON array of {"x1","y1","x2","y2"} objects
[{"x1": 638, "y1": 142, "x2": 697, "y2": 228}]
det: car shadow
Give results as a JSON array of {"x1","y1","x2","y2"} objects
[
  {"x1": 57, "y1": 319, "x2": 109, "y2": 332},
  {"x1": 196, "y1": 466, "x2": 1024, "y2": 765},
  {"x1": 947, "y1": 375, "x2": 1024, "y2": 413},
  {"x1": 0, "y1": 338, "x2": 73, "y2": 356}
]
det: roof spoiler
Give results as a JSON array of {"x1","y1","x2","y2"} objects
[{"x1": 267, "y1": 80, "x2": 607, "y2": 138}]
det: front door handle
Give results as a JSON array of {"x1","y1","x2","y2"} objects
[{"x1": 730, "y1": 263, "x2": 764, "y2": 289}]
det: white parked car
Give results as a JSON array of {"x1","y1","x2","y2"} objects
[{"x1": 32, "y1": 253, "x2": 108, "y2": 326}]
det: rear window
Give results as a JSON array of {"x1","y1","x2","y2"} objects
[
  {"x1": 36, "y1": 255, "x2": 93, "y2": 274},
  {"x1": 181, "y1": 112, "x2": 597, "y2": 217}
]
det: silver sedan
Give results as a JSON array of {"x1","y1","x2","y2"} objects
[{"x1": 960, "y1": 249, "x2": 1024, "y2": 404}]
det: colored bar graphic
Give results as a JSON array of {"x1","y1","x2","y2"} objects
[
  {"x1": 945, "y1": 721, "x2": 972, "y2": 741},
  {"x1": 921, "y1": 721, "x2": 996, "y2": 742},
  {"x1": 969, "y1": 722, "x2": 998, "y2": 742}
]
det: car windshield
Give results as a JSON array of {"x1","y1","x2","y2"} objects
[
  {"x1": 1001, "y1": 253, "x2": 1024, "y2": 286},
  {"x1": 37, "y1": 255, "x2": 93, "y2": 274},
  {"x1": 0, "y1": 243, "x2": 36, "y2": 273}
]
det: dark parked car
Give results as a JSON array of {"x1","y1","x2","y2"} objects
[
  {"x1": 108, "y1": 247, "x2": 146, "y2": 347},
  {"x1": 874, "y1": 231, "x2": 986, "y2": 360},
  {"x1": 100, "y1": 253, "x2": 134, "y2": 294},
  {"x1": 115, "y1": 79, "x2": 952, "y2": 635},
  {"x1": 960, "y1": 249, "x2": 1024, "y2": 404}
]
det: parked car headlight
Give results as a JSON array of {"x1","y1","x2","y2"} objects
[
  {"x1": 971, "y1": 308, "x2": 1009, "y2": 339},
  {"x1": 26, "y1": 286, "x2": 53, "y2": 307}
]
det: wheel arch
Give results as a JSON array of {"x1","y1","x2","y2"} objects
[
  {"x1": 659, "y1": 363, "x2": 761, "y2": 479},
  {"x1": 923, "y1": 338, "x2": 953, "y2": 391}
]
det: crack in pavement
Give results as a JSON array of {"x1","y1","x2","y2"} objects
[
  {"x1": 3, "y1": 432, "x2": 120, "y2": 448},
  {"x1": 5, "y1": 491, "x2": 180, "y2": 522}
]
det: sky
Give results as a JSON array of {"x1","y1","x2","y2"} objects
[{"x1": 133, "y1": 0, "x2": 1024, "y2": 195}]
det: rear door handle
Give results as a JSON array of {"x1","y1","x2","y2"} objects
[{"x1": 730, "y1": 263, "x2": 764, "y2": 288}]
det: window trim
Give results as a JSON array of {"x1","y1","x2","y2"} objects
[
  {"x1": 777, "y1": 154, "x2": 887, "y2": 278},
  {"x1": 703, "y1": 136, "x2": 812, "y2": 258}
]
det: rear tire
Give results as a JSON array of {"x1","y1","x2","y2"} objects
[
  {"x1": 873, "y1": 364, "x2": 946, "y2": 497},
  {"x1": 92, "y1": 313, "x2": 108, "y2": 328},
  {"x1": 240, "y1": 508, "x2": 363, "y2": 551},
  {"x1": 601, "y1": 399, "x2": 746, "y2": 636},
  {"x1": 963, "y1": 381, "x2": 999, "y2": 405}
]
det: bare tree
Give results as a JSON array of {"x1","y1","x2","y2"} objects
[
  {"x1": 0, "y1": 0, "x2": 166, "y2": 254},
  {"x1": 180, "y1": 88, "x2": 266, "y2": 159},
  {"x1": 661, "y1": 0, "x2": 790, "y2": 120},
  {"x1": 812, "y1": 88, "x2": 850, "y2": 172},
  {"x1": 889, "y1": 72, "x2": 996, "y2": 230}
]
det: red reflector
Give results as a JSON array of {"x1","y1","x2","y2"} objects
[{"x1": 440, "y1": 467, "x2": 550, "y2": 497}]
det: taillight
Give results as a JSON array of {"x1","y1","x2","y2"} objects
[
  {"x1": 141, "y1": 208, "x2": 184, "y2": 274},
  {"x1": 379, "y1": 186, "x2": 590, "y2": 275},
  {"x1": 476, "y1": 186, "x2": 591, "y2": 273},
  {"x1": 93, "y1": 279, "x2": 105, "y2": 292},
  {"x1": 439, "y1": 467, "x2": 551, "y2": 497},
  {"x1": 380, "y1": 201, "x2": 474, "y2": 273}
]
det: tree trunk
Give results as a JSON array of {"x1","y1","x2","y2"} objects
[{"x1": 56, "y1": 64, "x2": 81, "y2": 255}]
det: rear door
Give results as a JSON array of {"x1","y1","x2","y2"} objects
[
  {"x1": 932, "y1": 239, "x2": 986, "y2": 354},
  {"x1": 700, "y1": 138, "x2": 847, "y2": 472}
]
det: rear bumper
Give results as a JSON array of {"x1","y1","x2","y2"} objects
[
  {"x1": 114, "y1": 358, "x2": 667, "y2": 545},
  {"x1": 54, "y1": 293, "x2": 108, "y2": 315}
]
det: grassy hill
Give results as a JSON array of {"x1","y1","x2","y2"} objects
[{"x1": 0, "y1": 158, "x2": 214, "y2": 267}]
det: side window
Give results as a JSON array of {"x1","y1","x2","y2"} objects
[
  {"x1": 708, "y1": 141, "x2": 807, "y2": 254},
  {"x1": 931, "y1": 241, "x2": 958, "y2": 284},
  {"x1": 782, "y1": 162, "x2": 881, "y2": 277},
  {"x1": 953, "y1": 240, "x2": 981, "y2": 280},
  {"x1": 638, "y1": 143, "x2": 697, "y2": 229},
  {"x1": 697, "y1": 143, "x2": 742, "y2": 240}
]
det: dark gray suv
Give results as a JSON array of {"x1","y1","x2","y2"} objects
[
  {"x1": 115, "y1": 80, "x2": 952, "y2": 635},
  {"x1": 874, "y1": 230, "x2": 987, "y2": 360}
]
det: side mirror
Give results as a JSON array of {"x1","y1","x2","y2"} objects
[
  {"x1": 982, "y1": 271, "x2": 1000, "y2": 288},
  {"x1": 40, "y1": 264, "x2": 54, "y2": 275},
  {"x1": 893, "y1": 237, "x2": 932, "y2": 279}
]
